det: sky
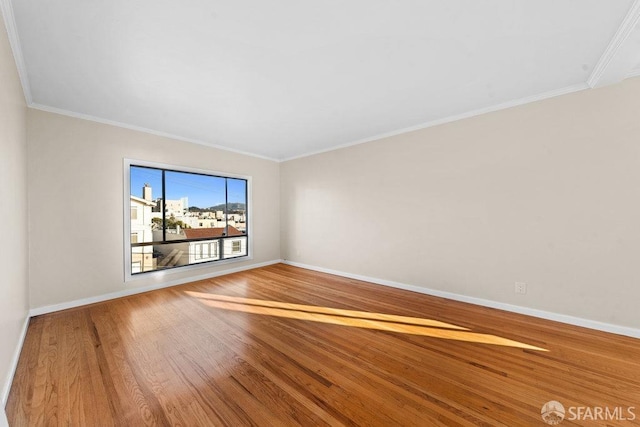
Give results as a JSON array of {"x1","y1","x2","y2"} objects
[{"x1": 130, "y1": 166, "x2": 246, "y2": 208}]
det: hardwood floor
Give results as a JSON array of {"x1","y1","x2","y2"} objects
[{"x1": 6, "y1": 264, "x2": 640, "y2": 426}]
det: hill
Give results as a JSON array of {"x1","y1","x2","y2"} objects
[{"x1": 188, "y1": 203, "x2": 246, "y2": 213}]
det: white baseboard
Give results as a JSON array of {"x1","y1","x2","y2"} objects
[
  {"x1": 282, "y1": 260, "x2": 640, "y2": 340},
  {"x1": 3, "y1": 260, "x2": 281, "y2": 415},
  {"x1": 2, "y1": 315, "x2": 29, "y2": 406},
  {"x1": 0, "y1": 407, "x2": 8, "y2": 427},
  {"x1": 29, "y1": 259, "x2": 283, "y2": 317}
]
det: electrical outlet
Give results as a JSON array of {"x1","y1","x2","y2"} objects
[{"x1": 515, "y1": 282, "x2": 527, "y2": 294}]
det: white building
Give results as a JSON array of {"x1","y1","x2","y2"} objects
[
  {"x1": 130, "y1": 191, "x2": 157, "y2": 273},
  {"x1": 164, "y1": 199, "x2": 185, "y2": 217},
  {"x1": 154, "y1": 226, "x2": 247, "y2": 267}
]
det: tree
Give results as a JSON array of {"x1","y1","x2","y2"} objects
[{"x1": 151, "y1": 216, "x2": 190, "y2": 229}]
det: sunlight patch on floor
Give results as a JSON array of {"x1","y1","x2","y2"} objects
[{"x1": 186, "y1": 291, "x2": 547, "y2": 351}]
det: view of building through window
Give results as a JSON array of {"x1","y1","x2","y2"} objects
[{"x1": 129, "y1": 165, "x2": 248, "y2": 274}]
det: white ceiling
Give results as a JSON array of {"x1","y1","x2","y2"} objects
[{"x1": 4, "y1": 0, "x2": 640, "y2": 161}]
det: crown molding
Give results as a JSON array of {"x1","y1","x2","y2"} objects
[
  {"x1": 2, "y1": 0, "x2": 637, "y2": 162},
  {"x1": 281, "y1": 83, "x2": 589, "y2": 162},
  {"x1": 588, "y1": 0, "x2": 640, "y2": 88},
  {"x1": 0, "y1": 0, "x2": 32, "y2": 103},
  {"x1": 31, "y1": 82, "x2": 590, "y2": 164},
  {"x1": 32, "y1": 82, "x2": 590, "y2": 165},
  {"x1": 29, "y1": 103, "x2": 280, "y2": 162}
]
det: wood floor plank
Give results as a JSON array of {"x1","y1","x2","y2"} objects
[
  {"x1": 6, "y1": 264, "x2": 640, "y2": 426},
  {"x1": 6, "y1": 318, "x2": 42, "y2": 427}
]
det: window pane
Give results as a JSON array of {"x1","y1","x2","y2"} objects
[
  {"x1": 130, "y1": 166, "x2": 164, "y2": 243},
  {"x1": 153, "y1": 242, "x2": 191, "y2": 270},
  {"x1": 131, "y1": 244, "x2": 156, "y2": 273},
  {"x1": 165, "y1": 171, "x2": 226, "y2": 236},
  {"x1": 132, "y1": 261, "x2": 142, "y2": 274},
  {"x1": 226, "y1": 178, "x2": 247, "y2": 236}
]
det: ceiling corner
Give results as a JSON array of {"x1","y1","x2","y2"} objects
[{"x1": 588, "y1": 0, "x2": 640, "y2": 88}]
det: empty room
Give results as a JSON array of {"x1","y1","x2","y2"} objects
[{"x1": 1, "y1": 1, "x2": 640, "y2": 426}]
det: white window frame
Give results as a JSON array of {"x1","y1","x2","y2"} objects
[{"x1": 123, "y1": 158, "x2": 252, "y2": 282}]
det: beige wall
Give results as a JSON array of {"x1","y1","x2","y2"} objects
[
  {"x1": 28, "y1": 109, "x2": 280, "y2": 309},
  {"x1": 0, "y1": 5, "x2": 29, "y2": 410},
  {"x1": 281, "y1": 77, "x2": 640, "y2": 329}
]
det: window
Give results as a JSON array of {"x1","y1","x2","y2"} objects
[
  {"x1": 132, "y1": 261, "x2": 142, "y2": 273},
  {"x1": 193, "y1": 243, "x2": 202, "y2": 260},
  {"x1": 126, "y1": 161, "x2": 249, "y2": 276}
]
